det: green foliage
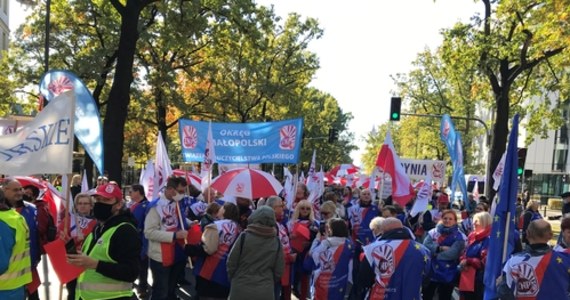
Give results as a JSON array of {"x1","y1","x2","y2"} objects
[{"x1": 2, "y1": 0, "x2": 355, "y2": 175}]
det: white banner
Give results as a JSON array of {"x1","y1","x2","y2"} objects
[
  {"x1": 0, "y1": 119, "x2": 30, "y2": 136},
  {"x1": 400, "y1": 159, "x2": 446, "y2": 182},
  {"x1": 0, "y1": 91, "x2": 75, "y2": 175}
]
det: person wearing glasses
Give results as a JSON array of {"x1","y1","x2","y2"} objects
[
  {"x1": 288, "y1": 199, "x2": 319, "y2": 300},
  {"x1": 59, "y1": 193, "x2": 96, "y2": 300}
]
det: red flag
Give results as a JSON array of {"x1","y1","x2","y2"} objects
[
  {"x1": 459, "y1": 267, "x2": 476, "y2": 292},
  {"x1": 43, "y1": 239, "x2": 84, "y2": 284},
  {"x1": 375, "y1": 131, "x2": 414, "y2": 206},
  {"x1": 186, "y1": 224, "x2": 203, "y2": 245}
]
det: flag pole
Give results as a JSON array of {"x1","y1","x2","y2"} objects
[
  {"x1": 378, "y1": 169, "x2": 385, "y2": 207},
  {"x1": 175, "y1": 201, "x2": 194, "y2": 269},
  {"x1": 501, "y1": 211, "x2": 512, "y2": 262},
  {"x1": 60, "y1": 94, "x2": 76, "y2": 300}
]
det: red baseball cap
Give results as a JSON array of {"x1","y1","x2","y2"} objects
[
  {"x1": 437, "y1": 193, "x2": 450, "y2": 204},
  {"x1": 94, "y1": 183, "x2": 123, "y2": 201}
]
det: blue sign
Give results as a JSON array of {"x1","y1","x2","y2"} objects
[{"x1": 178, "y1": 118, "x2": 303, "y2": 164}]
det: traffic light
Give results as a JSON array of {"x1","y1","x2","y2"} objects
[
  {"x1": 389, "y1": 97, "x2": 402, "y2": 121},
  {"x1": 328, "y1": 128, "x2": 339, "y2": 143},
  {"x1": 517, "y1": 148, "x2": 528, "y2": 176}
]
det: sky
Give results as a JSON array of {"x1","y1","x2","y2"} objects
[
  {"x1": 9, "y1": 0, "x2": 481, "y2": 167},
  {"x1": 255, "y1": 0, "x2": 481, "y2": 166}
]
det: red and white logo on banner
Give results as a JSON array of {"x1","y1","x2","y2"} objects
[
  {"x1": 182, "y1": 126, "x2": 198, "y2": 149},
  {"x1": 48, "y1": 76, "x2": 73, "y2": 96},
  {"x1": 279, "y1": 125, "x2": 297, "y2": 150}
]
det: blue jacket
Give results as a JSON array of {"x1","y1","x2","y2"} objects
[
  {"x1": 0, "y1": 212, "x2": 26, "y2": 299},
  {"x1": 17, "y1": 202, "x2": 39, "y2": 267}
]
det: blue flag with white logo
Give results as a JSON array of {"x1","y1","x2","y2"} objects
[
  {"x1": 483, "y1": 114, "x2": 519, "y2": 300},
  {"x1": 39, "y1": 70, "x2": 104, "y2": 174},
  {"x1": 440, "y1": 114, "x2": 468, "y2": 210}
]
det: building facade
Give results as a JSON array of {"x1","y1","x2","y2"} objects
[
  {"x1": 0, "y1": 0, "x2": 8, "y2": 54},
  {"x1": 524, "y1": 100, "x2": 570, "y2": 202}
]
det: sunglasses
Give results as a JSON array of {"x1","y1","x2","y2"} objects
[{"x1": 299, "y1": 207, "x2": 311, "y2": 210}]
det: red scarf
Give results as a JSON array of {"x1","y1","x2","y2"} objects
[{"x1": 467, "y1": 226, "x2": 491, "y2": 245}]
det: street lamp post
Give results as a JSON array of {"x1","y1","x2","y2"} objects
[{"x1": 44, "y1": 0, "x2": 50, "y2": 73}]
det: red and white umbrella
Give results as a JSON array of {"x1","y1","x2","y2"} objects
[
  {"x1": 6, "y1": 176, "x2": 64, "y2": 224},
  {"x1": 329, "y1": 164, "x2": 360, "y2": 177},
  {"x1": 172, "y1": 169, "x2": 202, "y2": 188},
  {"x1": 210, "y1": 168, "x2": 283, "y2": 199}
]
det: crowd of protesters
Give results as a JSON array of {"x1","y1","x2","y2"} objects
[{"x1": 1, "y1": 174, "x2": 570, "y2": 300}]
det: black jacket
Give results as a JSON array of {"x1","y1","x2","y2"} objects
[{"x1": 84, "y1": 209, "x2": 141, "y2": 283}]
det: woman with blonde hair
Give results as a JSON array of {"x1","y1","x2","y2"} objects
[
  {"x1": 521, "y1": 200, "x2": 542, "y2": 244},
  {"x1": 458, "y1": 212, "x2": 492, "y2": 299},
  {"x1": 288, "y1": 200, "x2": 319, "y2": 300}
]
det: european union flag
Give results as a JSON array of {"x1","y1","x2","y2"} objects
[{"x1": 483, "y1": 114, "x2": 519, "y2": 300}]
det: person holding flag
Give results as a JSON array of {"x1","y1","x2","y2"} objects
[
  {"x1": 497, "y1": 219, "x2": 570, "y2": 299},
  {"x1": 144, "y1": 176, "x2": 189, "y2": 300},
  {"x1": 304, "y1": 218, "x2": 354, "y2": 300}
]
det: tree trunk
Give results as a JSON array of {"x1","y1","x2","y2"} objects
[
  {"x1": 103, "y1": 2, "x2": 142, "y2": 185},
  {"x1": 156, "y1": 91, "x2": 168, "y2": 145},
  {"x1": 487, "y1": 88, "x2": 510, "y2": 201}
]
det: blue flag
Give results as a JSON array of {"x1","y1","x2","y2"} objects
[
  {"x1": 483, "y1": 114, "x2": 519, "y2": 300},
  {"x1": 39, "y1": 70, "x2": 104, "y2": 174},
  {"x1": 440, "y1": 114, "x2": 469, "y2": 210}
]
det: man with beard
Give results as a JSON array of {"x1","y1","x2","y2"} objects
[{"x1": 67, "y1": 183, "x2": 141, "y2": 300}]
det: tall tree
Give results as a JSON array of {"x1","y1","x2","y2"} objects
[{"x1": 465, "y1": 0, "x2": 570, "y2": 198}]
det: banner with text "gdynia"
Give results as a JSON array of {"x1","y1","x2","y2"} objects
[
  {"x1": 0, "y1": 91, "x2": 75, "y2": 176},
  {"x1": 178, "y1": 118, "x2": 303, "y2": 164},
  {"x1": 400, "y1": 159, "x2": 446, "y2": 182}
]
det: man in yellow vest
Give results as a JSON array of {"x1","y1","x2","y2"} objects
[
  {"x1": 67, "y1": 183, "x2": 141, "y2": 300},
  {"x1": 0, "y1": 186, "x2": 32, "y2": 299}
]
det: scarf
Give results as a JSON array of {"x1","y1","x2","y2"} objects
[{"x1": 467, "y1": 226, "x2": 491, "y2": 245}]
